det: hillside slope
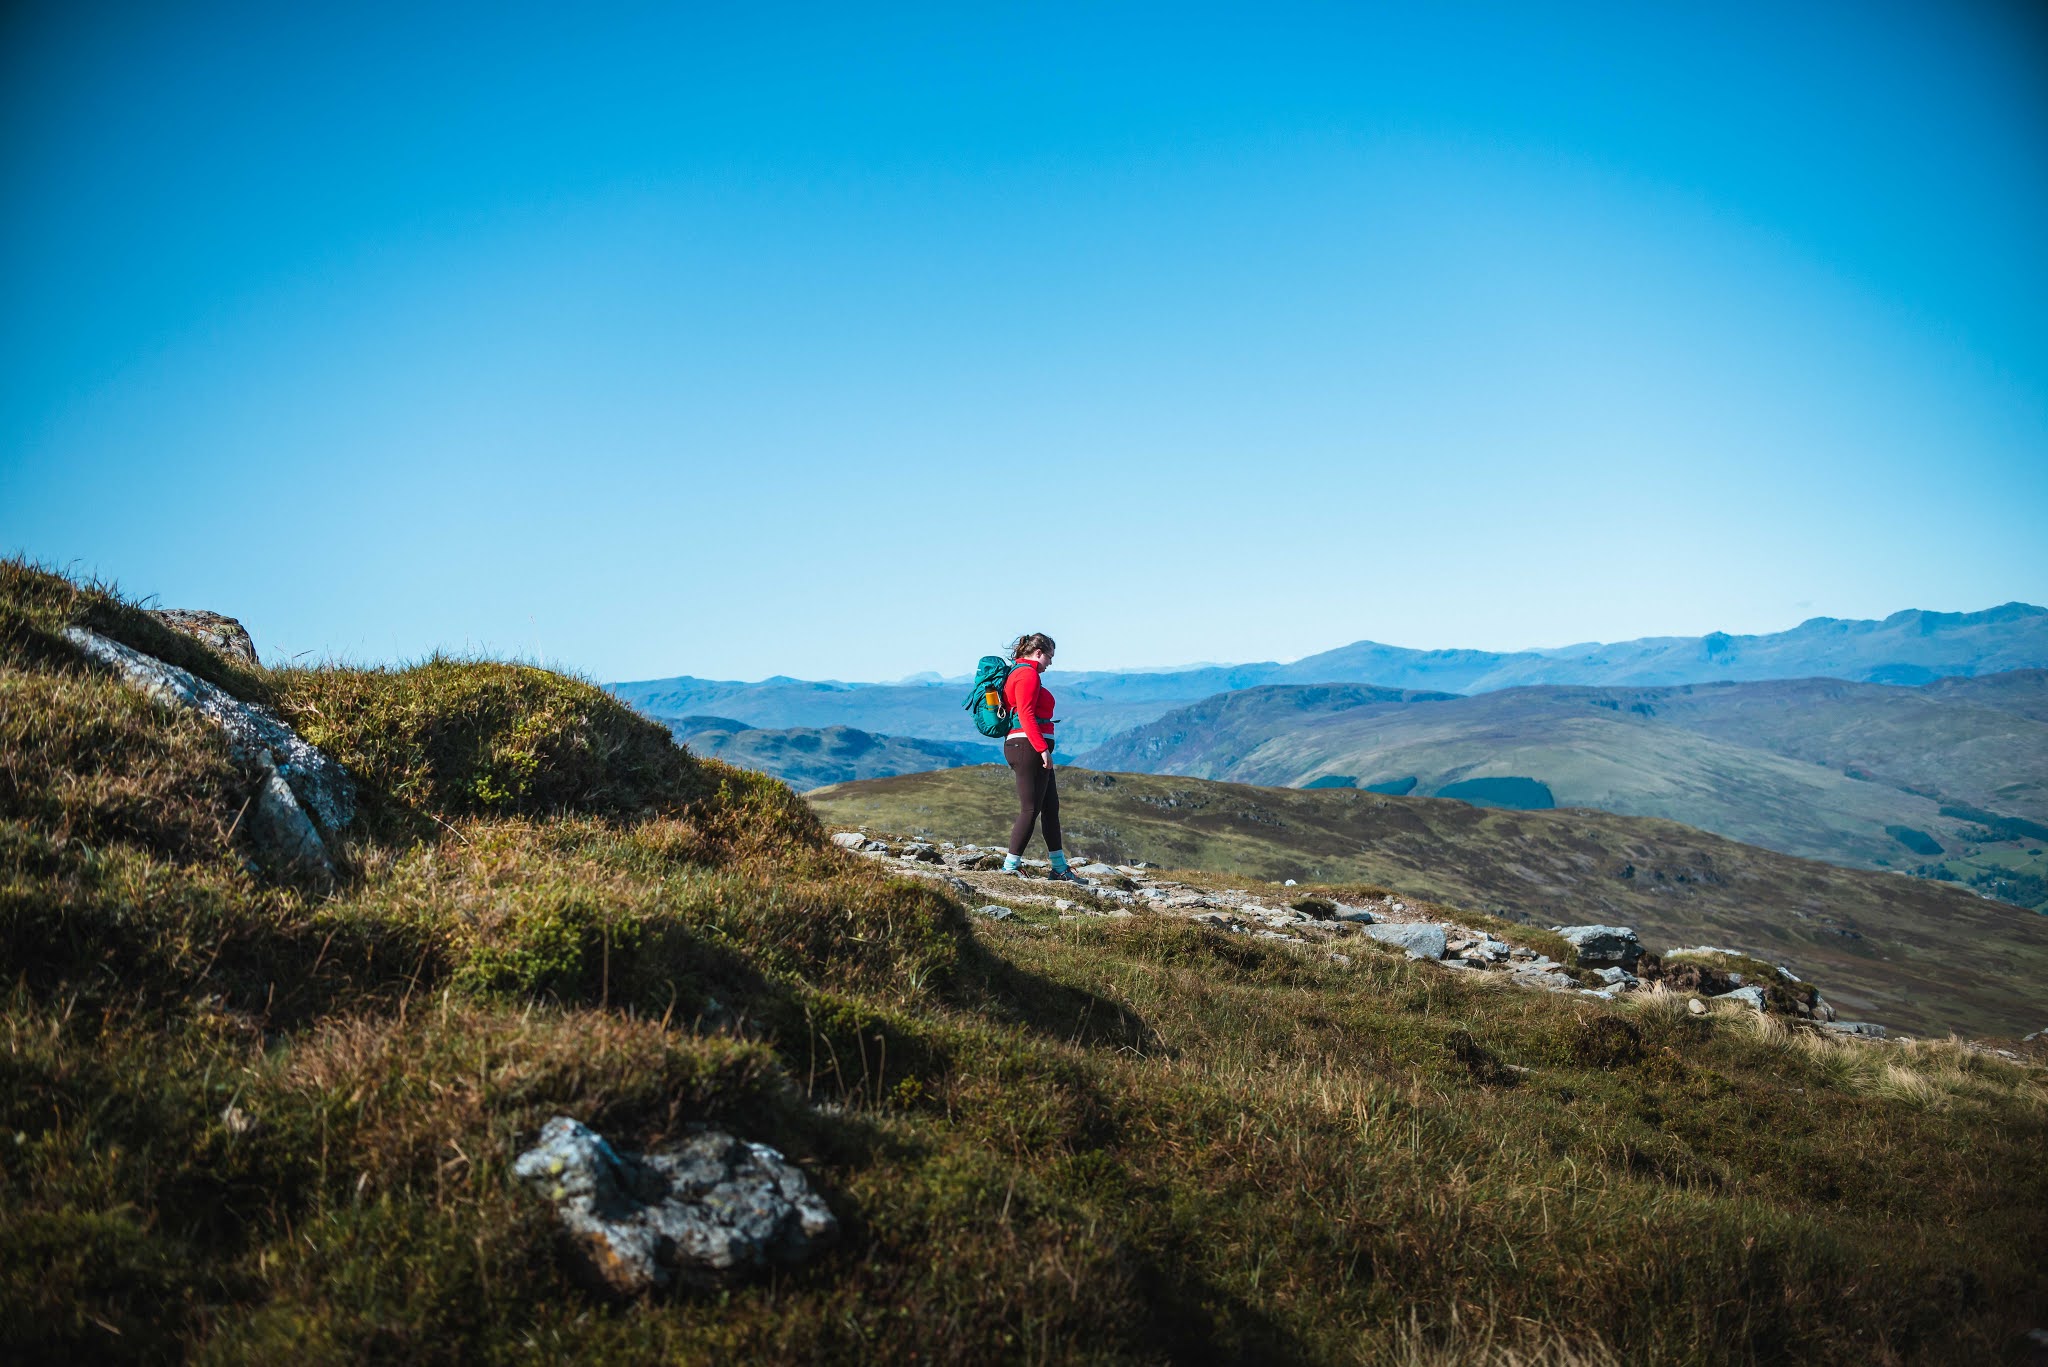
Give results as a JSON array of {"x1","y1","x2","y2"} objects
[
  {"x1": 808, "y1": 766, "x2": 2048, "y2": 1038},
  {"x1": 8, "y1": 561, "x2": 2046, "y2": 1363},
  {"x1": 1075, "y1": 675, "x2": 2048, "y2": 888}
]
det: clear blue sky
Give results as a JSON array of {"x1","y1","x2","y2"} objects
[{"x1": 5, "y1": 1, "x2": 2046, "y2": 681}]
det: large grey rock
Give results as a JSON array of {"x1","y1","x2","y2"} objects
[
  {"x1": 65, "y1": 626, "x2": 355, "y2": 833},
  {"x1": 147, "y1": 609, "x2": 260, "y2": 668},
  {"x1": 65, "y1": 625, "x2": 355, "y2": 883},
  {"x1": 513, "y1": 1116, "x2": 836, "y2": 1295},
  {"x1": 829, "y1": 831, "x2": 868, "y2": 850},
  {"x1": 1363, "y1": 922, "x2": 1448, "y2": 960},
  {"x1": 1552, "y1": 925, "x2": 1643, "y2": 969},
  {"x1": 1714, "y1": 985, "x2": 1769, "y2": 1012}
]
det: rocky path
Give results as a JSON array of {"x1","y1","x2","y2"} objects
[{"x1": 827, "y1": 828, "x2": 1814, "y2": 1016}]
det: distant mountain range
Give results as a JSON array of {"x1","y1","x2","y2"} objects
[
  {"x1": 611, "y1": 603, "x2": 2048, "y2": 751},
  {"x1": 614, "y1": 604, "x2": 2048, "y2": 904}
]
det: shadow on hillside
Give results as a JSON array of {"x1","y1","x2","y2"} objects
[{"x1": 949, "y1": 936, "x2": 1169, "y2": 1058}]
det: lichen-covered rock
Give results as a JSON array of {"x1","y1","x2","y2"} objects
[
  {"x1": 64, "y1": 626, "x2": 355, "y2": 832},
  {"x1": 65, "y1": 625, "x2": 355, "y2": 883},
  {"x1": 513, "y1": 1116, "x2": 836, "y2": 1296},
  {"x1": 1552, "y1": 925, "x2": 1644, "y2": 969},
  {"x1": 147, "y1": 608, "x2": 260, "y2": 668}
]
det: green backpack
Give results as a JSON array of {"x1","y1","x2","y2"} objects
[{"x1": 963, "y1": 655, "x2": 1015, "y2": 738}]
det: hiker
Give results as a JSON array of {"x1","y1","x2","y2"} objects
[{"x1": 1000, "y1": 633, "x2": 1081, "y2": 881}]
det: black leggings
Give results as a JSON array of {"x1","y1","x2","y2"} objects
[{"x1": 1005, "y1": 737, "x2": 1061, "y2": 856}]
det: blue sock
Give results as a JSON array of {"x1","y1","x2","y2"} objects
[
  {"x1": 1002, "y1": 853, "x2": 1020, "y2": 872},
  {"x1": 1049, "y1": 850, "x2": 1069, "y2": 872}
]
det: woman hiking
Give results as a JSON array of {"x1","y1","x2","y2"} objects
[{"x1": 1001, "y1": 633, "x2": 1083, "y2": 882}]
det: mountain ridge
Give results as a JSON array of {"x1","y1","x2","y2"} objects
[{"x1": 610, "y1": 601, "x2": 2048, "y2": 748}]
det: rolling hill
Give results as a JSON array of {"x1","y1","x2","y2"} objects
[
  {"x1": 1072, "y1": 673, "x2": 2048, "y2": 904},
  {"x1": 678, "y1": 722, "x2": 997, "y2": 792},
  {"x1": 807, "y1": 766, "x2": 2048, "y2": 1038}
]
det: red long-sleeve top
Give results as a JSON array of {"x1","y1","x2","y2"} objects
[{"x1": 1004, "y1": 659, "x2": 1056, "y2": 752}]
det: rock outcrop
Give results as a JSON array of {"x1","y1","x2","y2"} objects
[
  {"x1": 65, "y1": 625, "x2": 354, "y2": 881},
  {"x1": 147, "y1": 608, "x2": 260, "y2": 668},
  {"x1": 513, "y1": 1116, "x2": 837, "y2": 1296}
]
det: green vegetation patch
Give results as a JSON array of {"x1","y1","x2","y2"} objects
[
  {"x1": 1885, "y1": 824, "x2": 1944, "y2": 857},
  {"x1": 272, "y1": 657, "x2": 721, "y2": 836}
]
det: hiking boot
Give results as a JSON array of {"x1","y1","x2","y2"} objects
[{"x1": 1046, "y1": 866, "x2": 1090, "y2": 886}]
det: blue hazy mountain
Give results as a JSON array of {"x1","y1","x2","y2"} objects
[{"x1": 610, "y1": 602, "x2": 2048, "y2": 749}]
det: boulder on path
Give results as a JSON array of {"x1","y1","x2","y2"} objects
[
  {"x1": 147, "y1": 608, "x2": 260, "y2": 668},
  {"x1": 513, "y1": 1116, "x2": 836, "y2": 1296},
  {"x1": 1552, "y1": 925, "x2": 1643, "y2": 969},
  {"x1": 1363, "y1": 922, "x2": 1448, "y2": 960}
]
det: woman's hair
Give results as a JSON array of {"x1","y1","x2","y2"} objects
[{"x1": 1010, "y1": 632, "x2": 1056, "y2": 661}]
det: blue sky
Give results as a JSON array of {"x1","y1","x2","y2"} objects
[{"x1": 4, "y1": 1, "x2": 2045, "y2": 681}]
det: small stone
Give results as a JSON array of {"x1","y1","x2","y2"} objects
[
  {"x1": 1333, "y1": 905, "x2": 1376, "y2": 923},
  {"x1": 830, "y1": 832, "x2": 867, "y2": 850},
  {"x1": 1687, "y1": 998, "x2": 1708, "y2": 1016},
  {"x1": 973, "y1": 904, "x2": 1015, "y2": 921},
  {"x1": 220, "y1": 1105, "x2": 255, "y2": 1136},
  {"x1": 148, "y1": 608, "x2": 260, "y2": 668}
]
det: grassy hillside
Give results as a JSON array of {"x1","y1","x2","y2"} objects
[
  {"x1": 679, "y1": 722, "x2": 997, "y2": 791},
  {"x1": 7, "y1": 561, "x2": 2048, "y2": 1363},
  {"x1": 1075, "y1": 677, "x2": 2048, "y2": 899},
  {"x1": 809, "y1": 766, "x2": 2048, "y2": 1039}
]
